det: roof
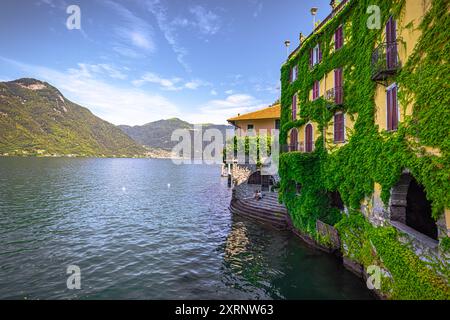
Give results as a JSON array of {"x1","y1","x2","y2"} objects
[
  {"x1": 227, "y1": 104, "x2": 280, "y2": 122},
  {"x1": 287, "y1": 0, "x2": 351, "y2": 62}
]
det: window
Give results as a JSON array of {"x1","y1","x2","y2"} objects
[
  {"x1": 312, "y1": 81, "x2": 320, "y2": 100},
  {"x1": 310, "y1": 44, "x2": 322, "y2": 67},
  {"x1": 247, "y1": 124, "x2": 254, "y2": 131},
  {"x1": 386, "y1": 84, "x2": 399, "y2": 131},
  {"x1": 290, "y1": 128, "x2": 298, "y2": 151},
  {"x1": 334, "y1": 112, "x2": 345, "y2": 143},
  {"x1": 291, "y1": 65, "x2": 298, "y2": 82},
  {"x1": 292, "y1": 94, "x2": 298, "y2": 120},
  {"x1": 334, "y1": 68, "x2": 343, "y2": 104},
  {"x1": 335, "y1": 25, "x2": 344, "y2": 50},
  {"x1": 386, "y1": 16, "x2": 398, "y2": 69},
  {"x1": 275, "y1": 119, "x2": 280, "y2": 130},
  {"x1": 305, "y1": 124, "x2": 314, "y2": 152}
]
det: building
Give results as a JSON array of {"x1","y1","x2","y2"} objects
[
  {"x1": 227, "y1": 104, "x2": 280, "y2": 137},
  {"x1": 279, "y1": 0, "x2": 449, "y2": 299}
]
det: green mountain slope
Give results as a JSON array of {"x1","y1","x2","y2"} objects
[
  {"x1": 119, "y1": 119, "x2": 232, "y2": 151},
  {"x1": 0, "y1": 78, "x2": 145, "y2": 157}
]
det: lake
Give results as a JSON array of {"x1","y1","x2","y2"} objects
[{"x1": 0, "y1": 157, "x2": 374, "y2": 299}]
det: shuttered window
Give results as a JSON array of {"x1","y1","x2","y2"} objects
[
  {"x1": 387, "y1": 84, "x2": 399, "y2": 131},
  {"x1": 290, "y1": 128, "x2": 298, "y2": 151},
  {"x1": 305, "y1": 124, "x2": 313, "y2": 153},
  {"x1": 292, "y1": 94, "x2": 297, "y2": 120},
  {"x1": 335, "y1": 25, "x2": 343, "y2": 50},
  {"x1": 334, "y1": 68, "x2": 343, "y2": 104},
  {"x1": 312, "y1": 81, "x2": 320, "y2": 100},
  {"x1": 386, "y1": 16, "x2": 397, "y2": 69},
  {"x1": 334, "y1": 113, "x2": 345, "y2": 143}
]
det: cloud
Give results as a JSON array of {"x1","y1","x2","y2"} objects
[
  {"x1": 1, "y1": 57, "x2": 179, "y2": 126},
  {"x1": 143, "y1": 1, "x2": 222, "y2": 71},
  {"x1": 186, "y1": 93, "x2": 268, "y2": 124},
  {"x1": 210, "y1": 89, "x2": 218, "y2": 96},
  {"x1": 74, "y1": 63, "x2": 128, "y2": 80},
  {"x1": 106, "y1": 0, "x2": 155, "y2": 55},
  {"x1": 133, "y1": 73, "x2": 210, "y2": 91},
  {"x1": 225, "y1": 89, "x2": 234, "y2": 95},
  {"x1": 144, "y1": 0, "x2": 190, "y2": 71},
  {"x1": 189, "y1": 5, "x2": 221, "y2": 35}
]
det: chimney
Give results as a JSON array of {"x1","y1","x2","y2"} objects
[
  {"x1": 330, "y1": 0, "x2": 338, "y2": 10},
  {"x1": 299, "y1": 32, "x2": 305, "y2": 46}
]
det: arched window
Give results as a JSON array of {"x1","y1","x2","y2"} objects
[{"x1": 305, "y1": 124, "x2": 314, "y2": 152}]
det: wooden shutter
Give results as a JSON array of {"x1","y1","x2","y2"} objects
[
  {"x1": 392, "y1": 86, "x2": 398, "y2": 130},
  {"x1": 387, "y1": 88, "x2": 392, "y2": 130},
  {"x1": 289, "y1": 68, "x2": 293, "y2": 82},
  {"x1": 310, "y1": 48, "x2": 313, "y2": 67},
  {"x1": 335, "y1": 26, "x2": 343, "y2": 50},
  {"x1": 319, "y1": 43, "x2": 323, "y2": 62},
  {"x1": 305, "y1": 124, "x2": 313, "y2": 152},
  {"x1": 386, "y1": 17, "x2": 397, "y2": 69},
  {"x1": 313, "y1": 81, "x2": 319, "y2": 100},
  {"x1": 334, "y1": 113, "x2": 344, "y2": 142},
  {"x1": 387, "y1": 85, "x2": 398, "y2": 131},
  {"x1": 334, "y1": 68, "x2": 343, "y2": 104},
  {"x1": 290, "y1": 129, "x2": 298, "y2": 151},
  {"x1": 292, "y1": 94, "x2": 297, "y2": 120}
]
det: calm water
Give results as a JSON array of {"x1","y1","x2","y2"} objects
[{"x1": 0, "y1": 158, "x2": 374, "y2": 300}]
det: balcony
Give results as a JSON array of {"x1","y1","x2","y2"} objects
[
  {"x1": 371, "y1": 41, "x2": 401, "y2": 83},
  {"x1": 325, "y1": 86, "x2": 344, "y2": 106},
  {"x1": 281, "y1": 143, "x2": 304, "y2": 153}
]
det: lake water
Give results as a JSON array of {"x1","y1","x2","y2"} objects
[{"x1": 0, "y1": 158, "x2": 374, "y2": 299}]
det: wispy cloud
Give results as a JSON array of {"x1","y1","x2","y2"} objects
[
  {"x1": 1, "y1": 57, "x2": 179, "y2": 126},
  {"x1": 143, "y1": 0, "x2": 222, "y2": 72},
  {"x1": 189, "y1": 5, "x2": 221, "y2": 35},
  {"x1": 132, "y1": 72, "x2": 210, "y2": 91},
  {"x1": 185, "y1": 93, "x2": 267, "y2": 124},
  {"x1": 106, "y1": 0, "x2": 155, "y2": 57}
]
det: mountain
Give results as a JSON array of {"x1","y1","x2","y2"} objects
[
  {"x1": 119, "y1": 119, "x2": 232, "y2": 151},
  {"x1": 0, "y1": 78, "x2": 145, "y2": 157}
]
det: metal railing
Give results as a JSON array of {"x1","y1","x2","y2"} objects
[
  {"x1": 325, "y1": 86, "x2": 344, "y2": 105},
  {"x1": 371, "y1": 41, "x2": 401, "y2": 81}
]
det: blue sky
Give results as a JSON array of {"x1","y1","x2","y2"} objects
[{"x1": 0, "y1": 0, "x2": 332, "y2": 125}]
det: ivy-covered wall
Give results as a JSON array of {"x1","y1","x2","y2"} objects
[{"x1": 279, "y1": 0, "x2": 449, "y2": 299}]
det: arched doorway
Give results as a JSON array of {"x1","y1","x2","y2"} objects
[
  {"x1": 305, "y1": 124, "x2": 313, "y2": 152},
  {"x1": 390, "y1": 173, "x2": 438, "y2": 240}
]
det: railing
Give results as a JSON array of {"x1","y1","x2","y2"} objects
[
  {"x1": 325, "y1": 86, "x2": 344, "y2": 105},
  {"x1": 281, "y1": 143, "x2": 304, "y2": 153},
  {"x1": 371, "y1": 41, "x2": 401, "y2": 81}
]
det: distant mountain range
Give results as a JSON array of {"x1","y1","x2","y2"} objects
[
  {"x1": 0, "y1": 78, "x2": 231, "y2": 157},
  {"x1": 119, "y1": 119, "x2": 232, "y2": 151}
]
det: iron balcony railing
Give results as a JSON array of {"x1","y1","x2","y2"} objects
[
  {"x1": 371, "y1": 41, "x2": 401, "y2": 81},
  {"x1": 281, "y1": 143, "x2": 304, "y2": 153},
  {"x1": 325, "y1": 86, "x2": 344, "y2": 105}
]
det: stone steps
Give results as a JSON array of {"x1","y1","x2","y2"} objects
[{"x1": 229, "y1": 196, "x2": 289, "y2": 230}]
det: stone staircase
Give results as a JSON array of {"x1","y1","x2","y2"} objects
[{"x1": 229, "y1": 192, "x2": 289, "y2": 230}]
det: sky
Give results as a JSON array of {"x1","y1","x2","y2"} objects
[{"x1": 0, "y1": 0, "x2": 332, "y2": 125}]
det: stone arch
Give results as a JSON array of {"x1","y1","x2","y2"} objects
[{"x1": 390, "y1": 172, "x2": 438, "y2": 240}]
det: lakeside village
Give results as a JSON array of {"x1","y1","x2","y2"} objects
[{"x1": 223, "y1": 0, "x2": 449, "y2": 300}]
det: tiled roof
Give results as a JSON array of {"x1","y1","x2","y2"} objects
[{"x1": 227, "y1": 104, "x2": 280, "y2": 122}]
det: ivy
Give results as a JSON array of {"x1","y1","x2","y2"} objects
[{"x1": 279, "y1": 0, "x2": 449, "y2": 299}]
